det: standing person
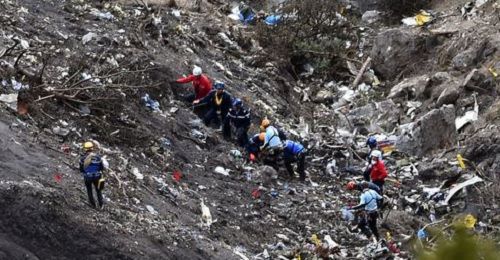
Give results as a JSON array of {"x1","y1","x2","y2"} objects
[
  {"x1": 282, "y1": 140, "x2": 307, "y2": 181},
  {"x1": 350, "y1": 182, "x2": 383, "y2": 242},
  {"x1": 364, "y1": 136, "x2": 383, "y2": 181},
  {"x1": 79, "y1": 141, "x2": 108, "y2": 209},
  {"x1": 175, "y1": 66, "x2": 212, "y2": 103},
  {"x1": 197, "y1": 82, "x2": 232, "y2": 128},
  {"x1": 369, "y1": 150, "x2": 388, "y2": 194},
  {"x1": 223, "y1": 98, "x2": 251, "y2": 147}
]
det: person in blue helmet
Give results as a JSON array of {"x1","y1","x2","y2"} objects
[
  {"x1": 364, "y1": 136, "x2": 383, "y2": 181},
  {"x1": 223, "y1": 98, "x2": 251, "y2": 147},
  {"x1": 79, "y1": 141, "x2": 108, "y2": 209},
  {"x1": 197, "y1": 81, "x2": 232, "y2": 127},
  {"x1": 282, "y1": 140, "x2": 307, "y2": 181}
]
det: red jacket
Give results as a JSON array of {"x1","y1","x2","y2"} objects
[
  {"x1": 176, "y1": 74, "x2": 212, "y2": 100},
  {"x1": 370, "y1": 160, "x2": 388, "y2": 181}
]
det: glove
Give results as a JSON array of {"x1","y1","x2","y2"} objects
[
  {"x1": 192, "y1": 99, "x2": 200, "y2": 104},
  {"x1": 249, "y1": 153, "x2": 256, "y2": 162}
]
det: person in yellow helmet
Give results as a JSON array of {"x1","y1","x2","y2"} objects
[{"x1": 79, "y1": 141, "x2": 108, "y2": 209}]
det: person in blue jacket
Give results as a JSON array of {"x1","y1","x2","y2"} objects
[
  {"x1": 282, "y1": 140, "x2": 307, "y2": 181},
  {"x1": 79, "y1": 141, "x2": 108, "y2": 209},
  {"x1": 196, "y1": 82, "x2": 232, "y2": 128},
  {"x1": 223, "y1": 98, "x2": 251, "y2": 147}
]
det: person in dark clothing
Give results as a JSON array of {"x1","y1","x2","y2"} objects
[
  {"x1": 223, "y1": 98, "x2": 251, "y2": 146},
  {"x1": 282, "y1": 140, "x2": 307, "y2": 181},
  {"x1": 79, "y1": 141, "x2": 108, "y2": 209},
  {"x1": 346, "y1": 180, "x2": 381, "y2": 194},
  {"x1": 196, "y1": 82, "x2": 232, "y2": 127},
  {"x1": 246, "y1": 133, "x2": 264, "y2": 162}
]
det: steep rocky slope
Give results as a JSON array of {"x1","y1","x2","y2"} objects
[{"x1": 0, "y1": 0, "x2": 498, "y2": 259}]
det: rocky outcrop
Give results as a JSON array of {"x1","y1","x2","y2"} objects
[{"x1": 397, "y1": 105, "x2": 456, "y2": 156}]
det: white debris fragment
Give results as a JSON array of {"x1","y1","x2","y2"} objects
[
  {"x1": 146, "y1": 205, "x2": 158, "y2": 215},
  {"x1": 200, "y1": 199, "x2": 213, "y2": 226},
  {"x1": 455, "y1": 95, "x2": 478, "y2": 130},
  {"x1": 0, "y1": 93, "x2": 18, "y2": 111},
  {"x1": 131, "y1": 167, "x2": 144, "y2": 180},
  {"x1": 214, "y1": 166, "x2": 230, "y2": 176},
  {"x1": 82, "y1": 32, "x2": 97, "y2": 45}
]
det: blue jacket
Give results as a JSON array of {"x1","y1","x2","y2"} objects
[
  {"x1": 227, "y1": 107, "x2": 250, "y2": 128},
  {"x1": 79, "y1": 153, "x2": 104, "y2": 179},
  {"x1": 283, "y1": 140, "x2": 305, "y2": 159}
]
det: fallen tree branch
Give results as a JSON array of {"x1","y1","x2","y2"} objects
[{"x1": 351, "y1": 57, "x2": 371, "y2": 88}]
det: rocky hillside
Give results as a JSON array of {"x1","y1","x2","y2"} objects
[{"x1": 0, "y1": 0, "x2": 498, "y2": 259}]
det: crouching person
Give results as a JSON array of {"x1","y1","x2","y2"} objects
[{"x1": 282, "y1": 140, "x2": 307, "y2": 181}]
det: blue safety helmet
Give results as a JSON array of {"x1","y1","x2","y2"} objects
[
  {"x1": 366, "y1": 136, "x2": 377, "y2": 148},
  {"x1": 233, "y1": 98, "x2": 242, "y2": 107},
  {"x1": 214, "y1": 81, "x2": 225, "y2": 90}
]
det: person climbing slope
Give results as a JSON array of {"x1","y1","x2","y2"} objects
[
  {"x1": 79, "y1": 141, "x2": 108, "y2": 209},
  {"x1": 175, "y1": 66, "x2": 212, "y2": 103},
  {"x1": 349, "y1": 182, "x2": 383, "y2": 242},
  {"x1": 197, "y1": 81, "x2": 232, "y2": 128},
  {"x1": 282, "y1": 140, "x2": 307, "y2": 181},
  {"x1": 223, "y1": 98, "x2": 251, "y2": 147}
]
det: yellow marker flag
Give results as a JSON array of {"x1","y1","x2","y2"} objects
[
  {"x1": 457, "y1": 154, "x2": 466, "y2": 169},
  {"x1": 311, "y1": 234, "x2": 321, "y2": 247},
  {"x1": 464, "y1": 214, "x2": 477, "y2": 229},
  {"x1": 488, "y1": 66, "x2": 498, "y2": 78}
]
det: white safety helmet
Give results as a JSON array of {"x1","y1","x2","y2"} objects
[
  {"x1": 370, "y1": 150, "x2": 382, "y2": 160},
  {"x1": 193, "y1": 66, "x2": 202, "y2": 76}
]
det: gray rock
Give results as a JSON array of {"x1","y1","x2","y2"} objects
[
  {"x1": 397, "y1": 105, "x2": 457, "y2": 156},
  {"x1": 388, "y1": 75, "x2": 430, "y2": 99},
  {"x1": 312, "y1": 89, "x2": 334, "y2": 103},
  {"x1": 436, "y1": 86, "x2": 460, "y2": 107},
  {"x1": 348, "y1": 100, "x2": 399, "y2": 133},
  {"x1": 371, "y1": 28, "x2": 429, "y2": 79},
  {"x1": 362, "y1": 10, "x2": 381, "y2": 24},
  {"x1": 452, "y1": 40, "x2": 493, "y2": 71}
]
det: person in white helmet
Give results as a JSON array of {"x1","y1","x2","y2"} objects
[{"x1": 175, "y1": 66, "x2": 212, "y2": 103}]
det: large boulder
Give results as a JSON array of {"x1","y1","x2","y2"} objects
[
  {"x1": 371, "y1": 28, "x2": 429, "y2": 79},
  {"x1": 388, "y1": 75, "x2": 430, "y2": 99},
  {"x1": 397, "y1": 105, "x2": 457, "y2": 156},
  {"x1": 347, "y1": 100, "x2": 399, "y2": 134}
]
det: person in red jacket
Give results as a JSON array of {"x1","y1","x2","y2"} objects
[
  {"x1": 175, "y1": 66, "x2": 212, "y2": 104},
  {"x1": 369, "y1": 150, "x2": 388, "y2": 194}
]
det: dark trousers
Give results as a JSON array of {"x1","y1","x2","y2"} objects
[
  {"x1": 372, "y1": 180, "x2": 385, "y2": 194},
  {"x1": 204, "y1": 108, "x2": 227, "y2": 127},
  {"x1": 358, "y1": 211, "x2": 379, "y2": 241},
  {"x1": 183, "y1": 93, "x2": 196, "y2": 103},
  {"x1": 363, "y1": 168, "x2": 371, "y2": 182},
  {"x1": 284, "y1": 152, "x2": 306, "y2": 180},
  {"x1": 85, "y1": 177, "x2": 103, "y2": 208},
  {"x1": 222, "y1": 120, "x2": 249, "y2": 147}
]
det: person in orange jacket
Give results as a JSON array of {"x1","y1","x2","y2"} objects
[
  {"x1": 369, "y1": 150, "x2": 388, "y2": 194},
  {"x1": 175, "y1": 66, "x2": 212, "y2": 103}
]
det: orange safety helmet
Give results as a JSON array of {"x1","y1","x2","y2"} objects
[
  {"x1": 261, "y1": 118, "x2": 270, "y2": 128},
  {"x1": 346, "y1": 181, "x2": 356, "y2": 190},
  {"x1": 259, "y1": 132, "x2": 266, "y2": 142}
]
